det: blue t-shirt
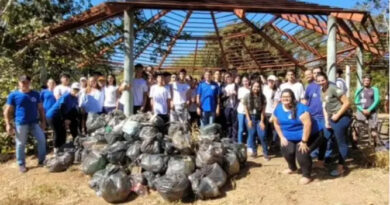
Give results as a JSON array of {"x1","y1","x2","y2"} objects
[
  {"x1": 46, "y1": 93, "x2": 78, "y2": 119},
  {"x1": 197, "y1": 81, "x2": 220, "y2": 112},
  {"x1": 6, "y1": 90, "x2": 41, "y2": 125},
  {"x1": 304, "y1": 82, "x2": 324, "y2": 119},
  {"x1": 273, "y1": 103, "x2": 319, "y2": 141},
  {"x1": 40, "y1": 89, "x2": 56, "y2": 113}
]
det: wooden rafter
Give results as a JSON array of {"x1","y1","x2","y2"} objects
[
  {"x1": 239, "y1": 38, "x2": 262, "y2": 69},
  {"x1": 158, "y1": 10, "x2": 192, "y2": 69},
  {"x1": 301, "y1": 47, "x2": 355, "y2": 65},
  {"x1": 337, "y1": 49, "x2": 356, "y2": 64},
  {"x1": 211, "y1": 11, "x2": 228, "y2": 68},
  {"x1": 336, "y1": 18, "x2": 363, "y2": 47},
  {"x1": 235, "y1": 11, "x2": 300, "y2": 66},
  {"x1": 135, "y1": 35, "x2": 156, "y2": 59},
  {"x1": 269, "y1": 23, "x2": 322, "y2": 57}
]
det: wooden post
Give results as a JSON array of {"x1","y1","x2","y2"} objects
[
  {"x1": 327, "y1": 15, "x2": 337, "y2": 82},
  {"x1": 123, "y1": 10, "x2": 135, "y2": 116},
  {"x1": 345, "y1": 65, "x2": 351, "y2": 97}
]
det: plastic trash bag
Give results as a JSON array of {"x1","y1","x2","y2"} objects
[
  {"x1": 104, "y1": 127, "x2": 124, "y2": 145},
  {"x1": 86, "y1": 113, "x2": 106, "y2": 133},
  {"x1": 128, "y1": 113, "x2": 151, "y2": 123},
  {"x1": 154, "y1": 174, "x2": 190, "y2": 202},
  {"x1": 106, "y1": 110, "x2": 126, "y2": 127},
  {"x1": 89, "y1": 169, "x2": 106, "y2": 193},
  {"x1": 199, "y1": 123, "x2": 222, "y2": 142},
  {"x1": 126, "y1": 141, "x2": 142, "y2": 162},
  {"x1": 100, "y1": 165, "x2": 132, "y2": 203},
  {"x1": 129, "y1": 174, "x2": 148, "y2": 196},
  {"x1": 104, "y1": 141, "x2": 129, "y2": 165},
  {"x1": 122, "y1": 120, "x2": 142, "y2": 139},
  {"x1": 139, "y1": 126, "x2": 161, "y2": 141},
  {"x1": 162, "y1": 139, "x2": 176, "y2": 155},
  {"x1": 222, "y1": 151, "x2": 240, "y2": 176},
  {"x1": 226, "y1": 143, "x2": 247, "y2": 167},
  {"x1": 195, "y1": 141, "x2": 225, "y2": 168},
  {"x1": 139, "y1": 154, "x2": 169, "y2": 173},
  {"x1": 91, "y1": 127, "x2": 106, "y2": 142},
  {"x1": 171, "y1": 132, "x2": 193, "y2": 154},
  {"x1": 188, "y1": 163, "x2": 227, "y2": 199},
  {"x1": 166, "y1": 155, "x2": 195, "y2": 176},
  {"x1": 46, "y1": 151, "x2": 74, "y2": 172},
  {"x1": 168, "y1": 122, "x2": 190, "y2": 137},
  {"x1": 142, "y1": 171, "x2": 157, "y2": 189},
  {"x1": 140, "y1": 138, "x2": 162, "y2": 154},
  {"x1": 82, "y1": 150, "x2": 108, "y2": 176},
  {"x1": 149, "y1": 115, "x2": 165, "y2": 130}
]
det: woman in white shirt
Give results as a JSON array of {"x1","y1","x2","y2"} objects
[
  {"x1": 103, "y1": 74, "x2": 119, "y2": 113},
  {"x1": 79, "y1": 76, "x2": 104, "y2": 114},
  {"x1": 263, "y1": 75, "x2": 281, "y2": 148},
  {"x1": 237, "y1": 75, "x2": 251, "y2": 144}
]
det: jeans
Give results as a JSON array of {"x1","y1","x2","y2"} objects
[
  {"x1": 237, "y1": 113, "x2": 247, "y2": 144},
  {"x1": 15, "y1": 123, "x2": 46, "y2": 166},
  {"x1": 200, "y1": 111, "x2": 215, "y2": 127},
  {"x1": 311, "y1": 118, "x2": 334, "y2": 160},
  {"x1": 281, "y1": 132, "x2": 324, "y2": 178},
  {"x1": 329, "y1": 115, "x2": 351, "y2": 165},
  {"x1": 224, "y1": 107, "x2": 238, "y2": 141},
  {"x1": 265, "y1": 114, "x2": 278, "y2": 145},
  {"x1": 170, "y1": 104, "x2": 189, "y2": 123},
  {"x1": 247, "y1": 115, "x2": 268, "y2": 156}
]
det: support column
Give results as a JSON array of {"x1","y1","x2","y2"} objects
[
  {"x1": 356, "y1": 46, "x2": 363, "y2": 89},
  {"x1": 345, "y1": 65, "x2": 350, "y2": 97},
  {"x1": 327, "y1": 15, "x2": 337, "y2": 82},
  {"x1": 123, "y1": 10, "x2": 135, "y2": 116}
]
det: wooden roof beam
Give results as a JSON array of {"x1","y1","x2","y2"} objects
[
  {"x1": 301, "y1": 47, "x2": 356, "y2": 65},
  {"x1": 158, "y1": 10, "x2": 192, "y2": 69},
  {"x1": 330, "y1": 12, "x2": 367, "y2": 23},
  {"x1": 211, "y1": 11, "x2": 228, "y2": 68}
]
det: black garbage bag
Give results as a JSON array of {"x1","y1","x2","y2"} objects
[
  {"x1": 154, "y1": 174, "x2": 190, "y2": 202},
  {"x1": 104, "y1": 125, "x2": 124, "y2": 145},
  {"x1": 139, "y1": 126, "x2": 161, "y2": 141},
  {"x1": 227, "y1": 143, "x2": 247, "y2": 167},
  {"x1": 106, "y1": 110, "x2": 126, "y2": 127},
  {"x1": 199, "y1": 123, "x2": 222, "y2": 142},
  {"x1": 142, "y1": 171, "x2": 157, "y2": 189},
  {"x1": 139, "y1": 154, "x2": 169, "y2": 173},
  {"x1": 82, "y1": 150, "x2": 108, "y2": 176},
  {"x1": 129, "y1": 174, "x2": 148, "y2": 196},
  {"x1": 168, "y1": 122, "x2": 190, "y2": 137},
  {"x1": 122, "y1": 120, "x2": 142, "y2": 141},
  {"x1": 45, "y1": 151, "x2": 74, "y2": 172},
  {"x1": 222, "y1": 151, "x2": 240, "y2": 176},
  {"x1": 140, "y1": 138, "x2": 162, "y2": 154},
  {"x1": 81, "y1": 136, "x2": 99, "y2": 150},
  {"x1": 149, "y1": 115, "x2": 165, "y2": 130},
  {"x1": 162, "y1": 139, "x2": 177, "y2": 155},
  {"x1": 89, "y1": 169, "x2": 107, "y2": 193},
  {"x1": 74, "y1": 147, "x2": 83, "y2": 164},
  {"x1": 195, "y1": 141, "x2": 225, "y2": 168},
  {"x1": 126, "y1": 141, "x2": 142, "y2": 162},
  {"x1": 166, "y1": 155, "x2": 195, "y2": 176},
  {"x1": 87, "y1": 113, "x2": 106, "y2": 133},
  {"x1": 100, "y1": 165, "x2": 132, "y2": 203},
  {"x1": 91, "y1": 127, "x2": 106, "y2": 142},
  {"x1": 104, "y1": 141, "x2": 129, "y2": 165},
  {"x1": 188, "y1": 163, "x2": 227, "y2": 199},
  {"x1": 128, "y1": 113, "x2": 151, "y2": 122},
  {"x1": 171, "y1": 131, "x2": 193, "y2": 154}
]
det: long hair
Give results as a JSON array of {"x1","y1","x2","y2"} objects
[
  {"x1": 107, "y1": 74, "x2": 117, "y2": 86},
  {"x1": 281, "y1": 88, "x2": 297, "y2": 119},
  {"x1": 249, "y1": 80, "x2": 263, "y2": 110},
  {"x1": 86, "y1": 76, "x2": 101, "y2": 94}
]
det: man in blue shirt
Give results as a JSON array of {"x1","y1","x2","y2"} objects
[
  {"x1": 46, "y1": 82, "x2": 80, "y2": 154},
  {"x1": 196, "y1": 71, "x2": 221, "y2": 127},
  {"x1": 40, "y1": 78, "x2": 57, "y2": 113},
  {"x1": 4, "y1": 75, "x2": 47, "y2": 173}
]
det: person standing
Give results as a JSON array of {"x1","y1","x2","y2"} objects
[
  {"x1": 103, "y1": 74, "x2": 119, "y2": 113},
  {"x1": 188, "y1": 77, "x2": 199, "y2": 125},
  {"x1": 54, "y1": 73, "x2": 71, "y2": 100},
  {"x1": 237, "y1": 75, "x2": 251, "y2": 144},
  {"x1": 336, "y1": 69, "x2": 348, "y2": 94},
  {"x1": 243, "y1": 81, "x2": 268, "y2": 160},
  {"x1": 170, "y1": 69, "x2": 190, "y2": 123},
  {"x1": 197, "y1": 71, "x2": 220, "y2": 127},
  {"x1": 46, "y1": 83, "x2": 80, "y2": 154},
  {"x1": 222, "y1": 72, "x2": 238, "y2": 141},
  {"x1": 4, "y1": 75, "x2": 46, "y2": 173},
  {"x1": 40, "y1": 78, "x2": 57, "y2": 114},
  {"x1": 280, "y1": 70, "x2": 305, "y2": 102},
  {"x1": 79, "y1": 76, "x2": 104, "y2": 114},
  {"x1": 150, "y1": 72, "x2": 171, "y2": 123},
  {"x1": 354, "y1": 74, "x2": 380, "y2": 146},
  {"x1": 213, "y1": 70, "x2": 224, "y2": 126},
  {"x1": 317, "y1": 72, "x2": 351, "y2": 176},
  {"x1": 79, "y1": 77, "x2": 88, "y2": 92}
]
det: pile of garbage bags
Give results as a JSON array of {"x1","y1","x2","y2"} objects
[{"x1": 46, "y1": 111, "x2": 247, "y2": 203}]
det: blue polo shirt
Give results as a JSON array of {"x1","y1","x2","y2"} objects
[
  {"x1": 304, "y1": 82, "x2": 324, "y2": 119},
  {"x1": 40, "y1": 89, "x2": 56, "y2": 113},
  {"x1": 273, "y1": 103, "x2": 319, "y2": 141},
  {"x1": 197, "y1": 81, "x2": 220, "y2": 112},
  {"x1": 6, "y1": 90, "x2": 41, "y2": 125},
  {"x1": 46, "y1": 93, "x2": 78, "y2": 119}
]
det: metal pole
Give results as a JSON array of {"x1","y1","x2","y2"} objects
[
  {"x1": 345, "y1": 65, "x2": 350, "y2": 97},
  {"x1": 123, "y1": 10, "x2": 134, "y2": 116},
  {"x1": 327, "y1": 15, "x2": 337, "y2": 82},
  {"x1": 356, "y1": 46, "x2": 363, "y2": 89}
]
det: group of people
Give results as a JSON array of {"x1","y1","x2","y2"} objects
[{"x1": 4, "y1": 64, "x2": 381, "y2": 185}]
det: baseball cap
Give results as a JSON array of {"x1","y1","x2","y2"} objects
[
  {"x1": 19, "y1": 75, "x2": 31, "y2": 82},
  {"x1": 80, "y1": 77, "x2": 87, "y2": 81},
  {"x1": 267, "y1": 75, "x2": 277, "y2": 81},
  {"x1": 71, "y1": 82, "x2": 80, "y2": 90}
]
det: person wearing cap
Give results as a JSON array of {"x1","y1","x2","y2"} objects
[
  {"x1": 40, "y1": 78, "x2": 57, "y2": 114},
  {"x1": 4, "y1": 75, "x2": 47, "y2": 173},
  {"x1": 79, "y1": 77, "x2": 88, "y2": 92},
  {"x1": 54, "y1": 73, "x2": 71, "y2": 100},
  {"x1": 46, "y1": 82, "x2": 81, "y2": 154},
  {"x1": 263, "y1": 74, "x2": 281, "y2": 150}
]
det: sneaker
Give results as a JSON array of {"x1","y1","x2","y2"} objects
[
  {"x1": 299, "y1": 177, "x2": 312, "y2": 185},
  {"x1": 19, "y1": 166, "x2": 27, "y2": 173},
  {"x1": 264, "y1": 156, "x2": 271, "y2": 161}
]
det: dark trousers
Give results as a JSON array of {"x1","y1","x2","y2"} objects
[
  {"x1": 48, "y1": 110, "x2": 79, "y2": 148},
  {"x1": 224, "y1": 107, "x2": 238, "y2": 141},
  {"x1": 189, "y1": 111, "x2": 199, "y2": 126},
  {"x1": 281, "y1": 132, "x2": 324, "y2": 178},
  {"x1": 158, "y1": 114, "x2": 169, "y2": 124}
]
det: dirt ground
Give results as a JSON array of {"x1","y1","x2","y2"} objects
[{"x1": 0, "y1": 149, "x2": 388, "y2": 205}]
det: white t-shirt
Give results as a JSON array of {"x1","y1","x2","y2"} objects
[
  {"x1": 280, "y1": 82, "x2": 305, "y2": 102},
  {"x1": 149, "y1": 84, "x2": 171, "y2": 115},
  {"x1": 119, "y1": 78, "x2": 148, "y2": 106},
  {"x1": 237, "y1": 87, "x2": 250, "y2": 114},
  {"x1": 263, "y1": 85, "x2": 281, "y2": 114},
  {"x1": 104, "y1": 85, "x2": 118, "y2": 107},
  {"x1": 223, "y1": 83, "x2": 238, "y2": 108},
  {"x1": 171, "y1": 82, "x2": 190, "y2": 105},
  {"x1": 54, "y1": 84, "x2": 71, "y2": 99}
]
